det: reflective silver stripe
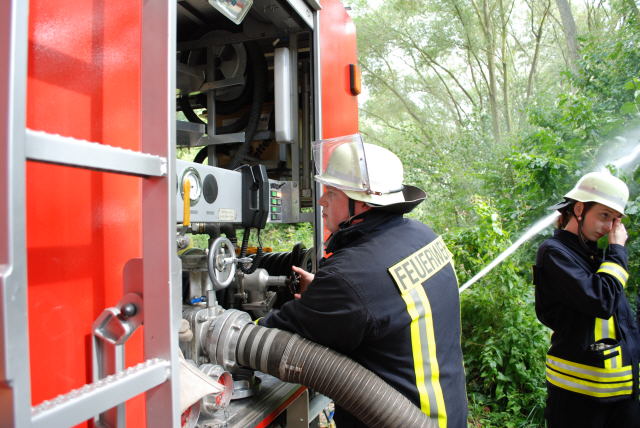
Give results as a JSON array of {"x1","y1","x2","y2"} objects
[
  {"x1": 594, "y1": 317, "x2": 607, "y2": 341},
  {"x1": 546, "y1": 356, "x2": 632, "y2": 380},
  {"x1": 547, "y1": 370, "x2": 632, "y2": 395},
  {"x1": 594, "y1": 316, "x2": 616, "y2": 341},
  {"x1": 604, "y1": 347, "x2": 620, "y2": 369},
  {"x1": 576, "y1": 184, "x2": 627, "y2": 210},
  {"x1": 597, "y1": 262, "x2": 628, "y2": 287},
  {"x1": 602, "y1": 317, "x2": 611, "y2": 339}
]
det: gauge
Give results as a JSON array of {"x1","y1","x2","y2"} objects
[{"x1": 181, "y1": 167, "x2": 202, "y2": 204}]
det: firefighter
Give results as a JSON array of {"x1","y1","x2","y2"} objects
[
  {"x1": 533, "y1": 171, "x2": 640, "y2": 427},
  {"x1": 258, "y1": 134, "x2": 468, "y2": 428}
]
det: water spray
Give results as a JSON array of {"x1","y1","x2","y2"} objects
[
  {"x1": 607, "y1": 143, "x2": 640, "y2": 169},
  {"x1": 458, "y1": 211, "x2": 559, "y2": 293},
  {"x1": 459, "y1": 134, "x2": 640, "y2": 294}
]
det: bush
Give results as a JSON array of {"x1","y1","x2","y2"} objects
[{"x1": 447, "y1": 198, "x2": 547, "y2": 427}]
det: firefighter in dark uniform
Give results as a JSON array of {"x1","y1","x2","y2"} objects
[
  {"x1": 258, "y1": 135, "x2": 468, "y2": 428},
  {"x1": 533, "y1": 171, "x2": 640, "y2": 427}
]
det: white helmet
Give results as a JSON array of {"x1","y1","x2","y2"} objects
[
  {"x1": 564, "y1": 171, "x2": 629, "y2": 215},
  {"x1": 313, "y1": 134, "x2": 425, "y2": 213}
]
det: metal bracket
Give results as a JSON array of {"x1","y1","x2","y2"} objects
[{"x1": 91, "y1": 293, "x2": 144, "y2": 427}]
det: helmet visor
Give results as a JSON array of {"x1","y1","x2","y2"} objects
[{"x1": 312, "y1": 134, "x2": 371, "y2": 192}]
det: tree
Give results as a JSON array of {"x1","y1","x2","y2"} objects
[
  {"x1": 351, "y1": 0, "x2": 570, "y2": 229},
  {"x1": 351, "y1": 1, "x2": 640, "y2": 425},
  {"x1": 525, "y1": 0, "x2": 553, "y2": 99},
  {"x1": 554, "y1": 0, "x2": 579, "y2": 72}
]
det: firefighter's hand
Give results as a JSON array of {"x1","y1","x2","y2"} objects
[
  {"x1": 608, "y1": 218, "x2": 628, "y2": 246},
  {"x1": 291, "y1": 265, "x2": 314, "y2": 298}
]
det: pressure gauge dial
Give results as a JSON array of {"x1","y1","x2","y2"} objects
[{"x1": 181, "y1": 167, "x2": 202, "y2": 204}]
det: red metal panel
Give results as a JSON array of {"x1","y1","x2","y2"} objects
[
  {"x1": 27, "y1": 1, "x2": 145, "y2": 425},
  {"x1": 320, "y1": 0, "x2": 359, "y2": 139}
]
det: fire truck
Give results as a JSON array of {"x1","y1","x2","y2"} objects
[{"x1": 2, "y1": 1, "x2": 435, "y2": 427}]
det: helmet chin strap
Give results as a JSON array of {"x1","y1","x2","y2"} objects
[
  {"x1": 577, "y1": 216, "x2": 588, "y2": 242},
  {"x1": 575, "y1": 207, "x2": 597, "y2": 253},
  {"x1": 338, "y1": 199, "x2": 373, "y2": 229}
]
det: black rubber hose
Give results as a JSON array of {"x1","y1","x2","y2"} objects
[
  {"x1": 237, "y1": 228, "x2": 264, "y2": 275},
  {"x1": 254, "y1": 243, "x2": 308, "y2": 276},
  {"x1": 191, "y1": 41, "x2": 266, "y2": 167},
  {"x1": 179, "y1": 94, "x2": 206, "y2": 125},
  {"x1": 179, "y1": 95, "x2": 249, "y2": 136},
  {"x1": 235, "y1": 323, "x2": 436, "y2": 428},
  {"x1": 227, "y1": 41, "x2": 267, "y2": 170},
  {"x1": 193, "y1": 144, "x2": 209, "y2": 164}
]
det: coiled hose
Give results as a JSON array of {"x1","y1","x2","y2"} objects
[
  {"x1": 217, "y1": 310, "x2": 436, "y2": 428},
  {"x1": 251, "y1": 243, "x2": 314, "y2": 303},
  {"x1": 254, "y1": 243, "x2": 311, "y2": 276},
  {"x1": 191, "y1": 41, "x2": 267, "y2": 168}
]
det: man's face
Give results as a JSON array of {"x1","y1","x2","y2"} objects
[
  {"x1": 318, "y1": 186, "x2": 351, "y2": 234},
  {"x1": 578, "y1": 202, "x2": 622, "y2": 242}
]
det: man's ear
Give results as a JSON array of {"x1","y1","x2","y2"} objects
[{"x1": 355, "y1": 200, "x2": 372, "y2": 214}]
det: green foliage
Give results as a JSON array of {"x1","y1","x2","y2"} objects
[
  {"x1": 259, "y1": 223, "x2": 314, "y2": 252},
  {"x1": 353, "y1": 4, "x2": 640, "y2": 426},
  {"x1": 186, "y1": 223, "x2": 314, "y2": 253},
  {"x1": 464, "y1": 15, "x2": 640, "y2": 425},
  {"x1": 620, "y1": 167, "x2": 640, "y2": 314},
  {"x1": 447, "y1": 200, "x2": 547, "y2": 427}
]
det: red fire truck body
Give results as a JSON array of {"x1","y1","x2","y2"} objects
[{"x1": 1, "y1": 0, "x2": 359, "y2": 426}]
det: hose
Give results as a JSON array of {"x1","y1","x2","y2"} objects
[
  {"x1": 237, "y1": 228, "x2": 263, "y2": 275},
  {"x1": 212, "y1": 311, "x2": 436, "y2": 428},
  {"x1": 227, "y1": 41, "x2": 267, "y2": 170},
  {"x1": 191, "y1": 41, "x2": 267, "y2": 168},
  {"x1": 254, "y1": 243, "x2": 310, "y2": 276},
  {"x1": 247, "y1": 243, "x2": 313, "y2": 305}
]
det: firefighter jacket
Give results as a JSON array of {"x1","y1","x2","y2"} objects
[
  {"x1": 259, "y1": 210, "x2": 468, "y2": 428},
  {"x1": 534, "y1": 229, "x2": 640, "y2": 401}
]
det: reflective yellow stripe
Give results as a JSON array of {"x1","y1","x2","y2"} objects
[
  {"x1": 593, "y1": 317, "x2": 616, "y2": 341},
  {"x1": 607, "y1": 317, "x2": 616, "y2": 340},
  {"x1": 603, "y1": 346, "x2": 622, "y2": 369},
  {"x1": 400, "y1": 285, "x2": 447, "y2": 427},
  {"x1": 594, "y1": 317, "x2": 603, "y2": 341},
  {"x1": 401, "y1": 291, "x2": 431, "y2": 414},
  {"x1": 593, "y1": 317, "x2": 622, "y2": 369},
  {"x1": 546, "y1": 355, "x2": 632, "y2": 382},
  {"x1": 546, "y1": 368, "x2": 633, "y2": 397},
  {"x1": 390, "y1": 237, "x2": 452, "y2": 428},
  {"x1": 416, "y1": 286, "x2": 447, "y2": 428},
  {"x1": 597, "y1": 262, "x2": 628, "y2": 287}
]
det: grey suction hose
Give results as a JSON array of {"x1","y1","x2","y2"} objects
[{"x1": 211, "y1": 310, "x2": 436, "y2": 428}]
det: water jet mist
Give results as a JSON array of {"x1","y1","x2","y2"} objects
[{"x1": 459, "y1": 129, "x2": 640, "y2": 294}]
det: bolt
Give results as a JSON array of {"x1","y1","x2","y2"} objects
[{"x1": 121, "y1": 303, "x2": 137, "y2": 319}]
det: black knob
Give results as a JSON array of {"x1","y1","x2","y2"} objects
[{"x1": 121, "y1": 303, "x2": 137, "y2": 318}]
